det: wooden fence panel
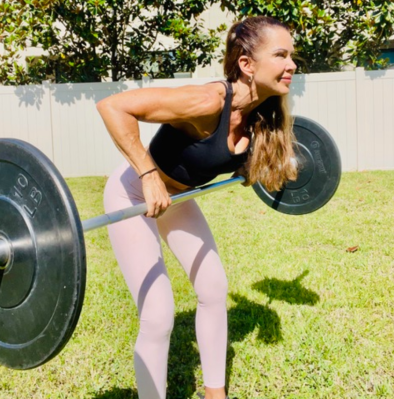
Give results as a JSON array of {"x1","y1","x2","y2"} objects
[
  {"x1": 50, "y1": 81, "x2": 139, "y2": 177},
  {"x1": 290, "y1": 72, "x2": 358, "y2": 171},
  {"x1": 0, "y1": 83, "x2": 53, "y2": 161},
  {"x1": 357, "y1": 69, "x2": 394, "y2": 170},
  {"x1": 0, "y1": 69, "x2": 393, "y2": 177}
]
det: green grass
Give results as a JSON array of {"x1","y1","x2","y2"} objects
[{"x1": 1, "y1": 171, "x2": 394, "y2": 399}]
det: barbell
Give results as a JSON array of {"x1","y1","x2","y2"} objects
[{"x1": 0, "y1": 116, "x2": 341, "y2": 370}]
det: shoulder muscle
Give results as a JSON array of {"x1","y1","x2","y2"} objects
[{"x1": 97, "y1": 83, "x2": 226, "y2": 124}]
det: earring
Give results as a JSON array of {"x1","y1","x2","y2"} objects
[{"x1": 248, "y1": 75, "x2": 254, "y2": 84}]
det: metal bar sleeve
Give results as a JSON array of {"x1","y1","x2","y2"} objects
[{"x1": 0, "y1": 238, "x2": 10, "y2": 269}]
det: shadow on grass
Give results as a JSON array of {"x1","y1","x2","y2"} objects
[
  {"x1": 166, "y1": 293, "x2": 284, "y2": 398},
  {"x1": 91, "y1": 387, "x2": 137, "y2": 398},
  {"x1": 91, "y1": 271, "x2": 318, "y2": 398},
  {"x1": 252, "y1": 270, "x2": 320, "y2": 306}
]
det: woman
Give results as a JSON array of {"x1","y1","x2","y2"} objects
[{"x1": 97, "y1": 15, "x2": 297, "y2": 399}]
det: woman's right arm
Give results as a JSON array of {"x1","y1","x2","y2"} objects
[
  {"x1": 96, "y1": 85, "x2": 221, "y2": 217},
  {"x1": 96, "y1": 90, "x2": 172, "y2": 218}
]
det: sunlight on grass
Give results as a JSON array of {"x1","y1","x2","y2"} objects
[{"x1": 1, "y1": 171, "x2": 393, "y2": 398}]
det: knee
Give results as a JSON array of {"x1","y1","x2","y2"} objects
[
  {"x1": 196, "y1": 273, "x2": 228, "y2": 306},
  {"x1": 139, "y1": 302, "x2": 175, "y2": 341}
]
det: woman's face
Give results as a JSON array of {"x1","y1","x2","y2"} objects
[{"x1": 249, "y1": 27, "x2": 297, "y2": 97}]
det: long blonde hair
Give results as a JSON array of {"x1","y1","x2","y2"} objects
[{"x1": 224, "y1": 16, "x2": 297, "y2": 191}]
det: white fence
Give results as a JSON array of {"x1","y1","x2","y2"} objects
[{"x1": 0, "y1": 68, "x2": 393, "y2": 177}]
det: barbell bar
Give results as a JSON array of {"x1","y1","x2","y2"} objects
[
  {"x1": 81, "y1": 175, "x2": 245, "y2": 232},
  {"x1": 0, "y1": 116, "x2": 341, "y2": 370},
  {"x1": 0, "y1": 175, "x2": 245, "y2": 269},
  {"x1": 0, "y1": 175, "x2": 244, "y2": 275}
]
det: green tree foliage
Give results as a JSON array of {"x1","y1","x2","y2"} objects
[
  {"x1": 0, "y1": 0, "x2": 226, "y2": 84},
  {"x1": 218, "y1": 0, "x2": 394, "y2": 73},
  {"x1": 1, "y1": 1, "x2": 393, "y2": 84}
]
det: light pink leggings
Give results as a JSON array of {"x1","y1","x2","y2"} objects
[{"x1": 104, "y1": 162, "x2": 228, "y2": 399}]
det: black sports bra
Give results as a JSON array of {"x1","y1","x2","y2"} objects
[{"x1": 149, "y1": 81, "x2": 250, "y2": 187}]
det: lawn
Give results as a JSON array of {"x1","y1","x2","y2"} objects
[{"x1": 1, "y1": 171, "x2": 393, "y2": 399}]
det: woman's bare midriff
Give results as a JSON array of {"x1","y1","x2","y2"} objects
[{"x1": 147, "y1": 148, "x2": 193, "y2": 194}]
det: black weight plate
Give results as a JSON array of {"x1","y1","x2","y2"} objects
[
  {"x1": 0, "y1": 139, "x2": 86, "y2": 370},
  {"x1": 252, "y1": 116, "x2": 342, "y2": 215}
]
